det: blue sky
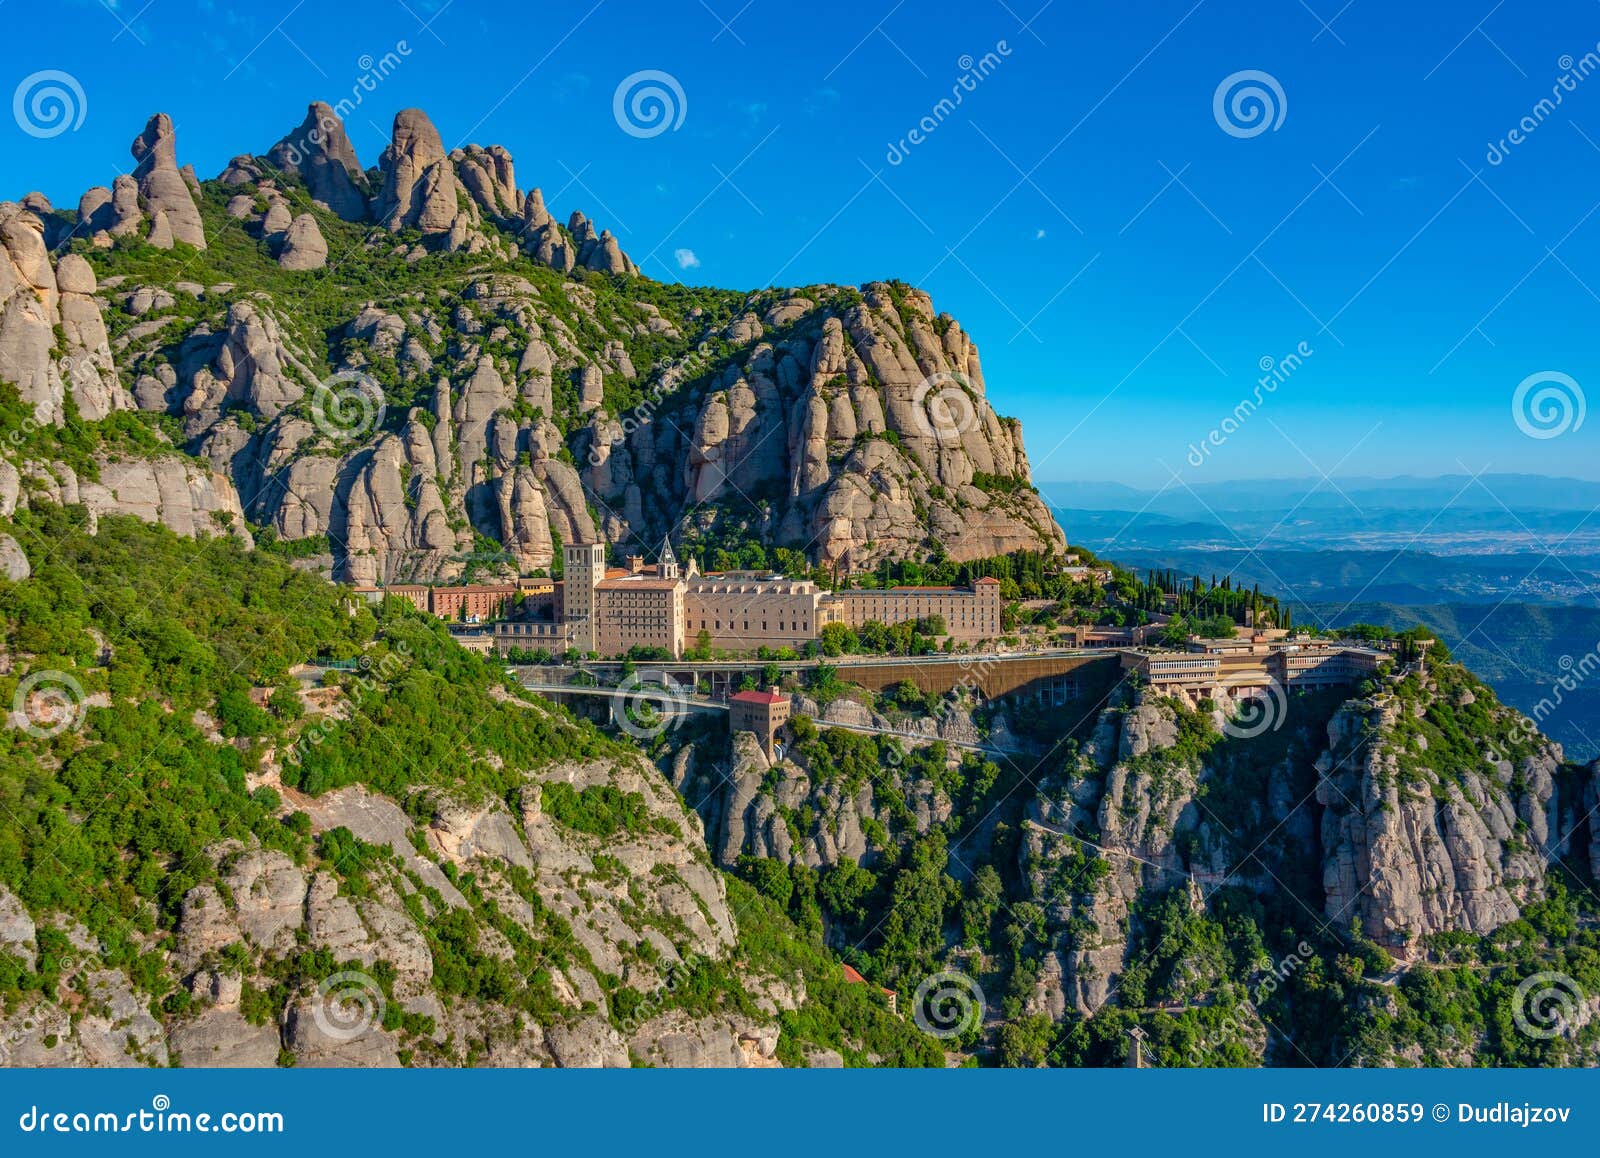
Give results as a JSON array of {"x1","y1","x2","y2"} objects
[{"x1": 9, "y1": 0, "x2": 1600, "y2": 487}]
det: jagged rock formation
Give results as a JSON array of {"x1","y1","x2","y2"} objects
[
  {"x1": 375, "y1": 108, "x2": 462, "y2": 237},
  {"x1": 0, "y1": 203, "x2": 128, "y2": 422},
  {"x1": 1007, "y1": 662, "x2": 1595, "y2": 1027},
  {"x1": 1022, "y1": 692, "x2": 1191, "y2": 1016},
  {"x1": 688, "y1": 700, "x2": 980, "y2": 871},
  {"x1": 0, "y1": 746, "x2": 782, "y2": 1068},
  {"x1": 130, "y1": 114, "x2": 206, "y2": 249},
  {"x1": 266, "y1": 101, "x2": 369, "y2": 221},
  {"x1": 277, "y1": 213, "x2": 328, "y2": 270},
  {"x1": 1316, "y1": 670, "x2": 1564, "y2": 955},
  {"x1": 1, "y1": 101, "x2": 1061, "y2": 581}
]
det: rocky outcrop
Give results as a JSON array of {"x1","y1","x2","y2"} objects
[
  {"x1": 277, "y1": 213, "x2": 328, "y2": 270},
  {"x1": 266, "y1": 101, "x2": 368, "y2": 221},
  {"x1": 569, "y1": 211, "x2": 637, "y2": 276},
  {"x1": 2, "y1": 103, "x2": 1065, "y2": 583},
  {"x1": 0, "y1": 204, "x2": 128, "y2": 422},
  {"x1": 1316, "y1": 674, "x2": 1561, "y2": 957},
  {"x1": 85, "y1": 456, "x2": 250, "y2": 542},
  {"x1": 0, "y1": 728, "x2": 773, "y2": 1067},
  {"x1": 456, "y1": 144, "x2": 519, "y2": 220},
  {"x1": 130, "y1": 114, "x2": 206, "y2": 249},
  {"x1": 1019, "y1": 691, "x2": 1214, "y2": 1016},
  {"x1": 0, "y1": 534, "x2": 27, "y2": 580},
  {"x1": 521, "y1": 188, "x2": 575, "y2": 271},
  {"x1": 774, "y1": 286, "x2": 1063, "y2": 565},
  {"x1": 698, "y1": 717, "x2": 958, "y2": 872},
  {"x1": 0, "y1": 883, "x2": 35, "y2": 965},
  {"x1": 166, "y1": 300, "x2": 315, "y2": 429},
  {"x1": 375, "y1": 108, "x2": 468, "y2": 239}
]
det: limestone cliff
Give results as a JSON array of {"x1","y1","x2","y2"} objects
[{"x1": 1315, "y1": 663, "x2": 1566, "y2": 956}]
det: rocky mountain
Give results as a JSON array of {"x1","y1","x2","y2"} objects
[
  {"x1": 1011, "y1": 664, "x2": 1586, "y2": 1019},
  {"x1": 685, "y1": 656, "x2": 1600, "y2": 1066},
  {"x1": 1, "y1": 101, "x2": 1063, "y2": 581},
  {"x1": 0, "y1": 513, "x2": 936, "y2": 1068}
]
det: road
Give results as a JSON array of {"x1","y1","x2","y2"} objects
[
  {"x1": 517, "y1": 680, "x2": 1027, "y2": 755},
  {"x1": 511, "y1": 646, "x2": 1111, "y2": 675}
]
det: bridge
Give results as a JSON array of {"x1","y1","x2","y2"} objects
[
  {"x1": 510, "y1": 648, "x2": 1121, "y2": 705},
  {"x1": 519, "y1": 680, "x2": 1030, "y2": 756}
]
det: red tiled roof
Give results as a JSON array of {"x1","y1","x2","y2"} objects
[
  {"x1": 974, "y1": 576, "x2": 1001, "y2": 585},
  {"x1": 841, "y1": 964, "x2": 866, "y2": 984},
  {"x1": 731, "y1": 690, "x2": 786, "y2": 705}
]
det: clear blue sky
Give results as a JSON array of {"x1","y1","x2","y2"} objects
[{"x1": 9, "y1": 0, "x2": 1600, "y2": 486}]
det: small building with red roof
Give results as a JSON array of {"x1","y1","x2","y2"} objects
[{"x1": 730, "y1": 687, "x2": 791, "y2": 759}]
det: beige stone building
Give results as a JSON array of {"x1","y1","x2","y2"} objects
[
  {"x1": 466, "y1": 542, "x2": 1010, "y2": 658},
  {"x1": 820, "y1": 577, "x2": 1002, "y2": 643},
  {"x1": 571, "y1": 538, "x2": 687, "y2": 658},
  {"x1": 684, "y1": 571, "x2": 828, "y2": 652},
  {"x1": 595, "y1": 577, "x2": 686, "y2": 657},
  {"x1": 563, "y1": 541, "x2": 607, "y2": 653},
  {"x1": 730, "y1": 688, "x2": 791, "y2": 759}
]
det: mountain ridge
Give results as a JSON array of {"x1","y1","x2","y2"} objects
[{"x1": 0, "y1": 100, "x2": 1064, "y2": 582}]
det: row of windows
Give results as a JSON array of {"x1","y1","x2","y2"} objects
[{"x1": 698, "y1": 621, "x2": 809, "y2": 633}]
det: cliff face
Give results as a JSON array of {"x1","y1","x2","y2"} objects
[
  {"x1": 1315, "y1": 666, "x2": 1567, "y2": 956},
  {"x1": 1, "y1": 102, "x2": 1063, "y2": 578},
  {"x1": 685, "y1": 696, "x2": 986, "y2": 872},
  {"x1": 0, "y1": 753, "x2": 783, "y2": 1069},
  {"x1": 997, "y1": 666, "x2": 1587, "y2": 1021}
]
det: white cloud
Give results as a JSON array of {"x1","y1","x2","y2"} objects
[
  {"x1": 1034, "y1": 229, "x2": 1047, "y2": 240},
  {"x1": 674, "y1": 248, "x2": 701, "y2": 270}
]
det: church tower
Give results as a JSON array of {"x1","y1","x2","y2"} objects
[
  {"x1": 563, "y1": 541, "x2": 606, "y2": 653},
  {"x1": 660, "y1": 537, "x2": 679, "y2": 580}
]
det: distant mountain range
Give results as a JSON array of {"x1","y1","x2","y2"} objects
[
  {"x1": 1304, "y1": 601, "x2": 1600, "y2": 760},
  {"x1": 1046, "y1": 475, "x2": 1600, "y2": 557},
  {"x1": 1067, "y1": 546, "x2": 1600, "y2": 608},
  {"x1": 1051, "y1": 475, "x2": 1600, "y2": 759},
  {"x1": 1045, "y1": 474, "x2": 1600, "y2": 515}
]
